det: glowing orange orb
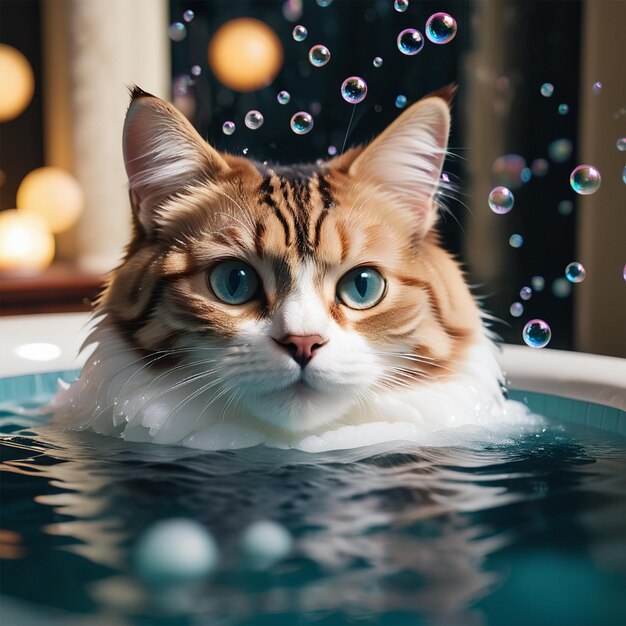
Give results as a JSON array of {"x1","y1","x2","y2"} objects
[
  {"x1": 208, "y1": 18, "x2": 283, "y2": 92},
  {"x1": 0, "y1": 44, "x2": 35, "y2": 122}
]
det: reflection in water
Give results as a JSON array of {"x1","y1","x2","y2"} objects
[{"x1": 0, "y1": 419, "x2": 624, "y2": 625}]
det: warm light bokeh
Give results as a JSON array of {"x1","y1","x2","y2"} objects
[
  {"x1": 0, "y1": 44, "x2": 35, "y2": 122},
  {"x1": 0, "y1": 210, "x2": 55, "y2": 275},
  {"x1": 208, "y1": 18, "x2": 283, "y2": 92}
]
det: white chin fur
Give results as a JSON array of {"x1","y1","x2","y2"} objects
[{"x1": 49, "y1": 318, "x2": 533, "y2": 452}]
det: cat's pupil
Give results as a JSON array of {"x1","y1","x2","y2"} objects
[
  {"x1": 355, "y1": 272, "x2": 369, "y2": 298},
  {"x1": 228, "y1": 269, "x2": 244, "y2": 295}
]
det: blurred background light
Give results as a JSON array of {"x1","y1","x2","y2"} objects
[{"x1": 0, "y1": 44, "x2": 35, "y2": 122}]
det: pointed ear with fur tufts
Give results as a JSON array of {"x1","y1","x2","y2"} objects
[
  {"x1": 122, "y1": 86, "x2": 230, "y2": 237},
  {"x1": 347, "y1": 87, "x2": 453, "y2": 236}
]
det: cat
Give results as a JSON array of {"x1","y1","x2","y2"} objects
[{"x1": 51, "y1": 85, "x2": 507, "y2": 450}]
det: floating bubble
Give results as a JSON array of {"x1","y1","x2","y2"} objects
[
  {"x1": 523, "y1": 319, "x2": 551, "y2": 349},
  {"x1": 191, "y1": 65, "x2": 201, "y2": 76},
  {"x1": 558, "y1": 103, "x2": 569, "y2": 115},
  {"x1": 565, "y1": 261, "x2": 586, "y2": 283},
  {"x1": 327, "y1": 145, "x2": 337, "y2": 156},
  {"x1": 308, "y1": 44, "x2": 331, "y2": 67},
  {"x1": 244, "y1": 110, "x2": 264, "y2": 130},
  {"x1": 570, "y1": 165, "x2": 601, "y2": 195},
  {"x1": 183, "y1": 9, "x2": 195, "y2": 22},
  {"x1": 292, "y1": 24, "x2": 308, "y2": 41},
  {"x1": 557, "y1": 200, "x2": 573, "y2": 215},
  {"x1": 173, "y1": 74, "x2": 193, "y2": 96},
  {"x1": 394, "y1": 0, "x2": 409, "y2": 13},
  {"x1": 552, "y1": 277, "x2": 571, "y2": 298},
  {"x1": 290, "y1": 111, "x2": 313, "y2": 135},
  {"x1": 531, "y1": 158, "x2": 549, "y2": 177},
  {"x1": 425, "y1": 12, "x2": 458, "y2": 44},
  {"x1": 623, "y1": 264, "x2": 626, "y2": 282},
  {"x1": 547, "y1": 138, "x2": 573, "y2": 163},
  {"x1": 617, "y1": 138, "x2": 626, "y2": 151},
  {"x1": 592, "y1": 81, "x2": 602, "y2": 93},
  {"x1": 397, "y1": 29, "x2": 424, "y2": 55},
  {"x1": 374, "y1": 104, "x2": 382, "y2": 113},
  {"x1": 623, "y1": 166, "x2": 626, "y2": 184},
  {"x1": 510, "y1": 302, "x2": 524, "y2": 317},
  {"x1": 277, "y1": 90, "x2": 291, "y2": 105},
  {"x1": 222, "y1": 121, "x2": 235, "y2": 135},
  {"x1": 540, "y1": 83, "x2": 554, "y2": 97},
  {"x1": 509, "y1": 234, "x2": 524, "y2": 248},
  {"x1": 520, "y1": 167, "x2": 532, "y2": 183},
  {"x1": 168, "y1": 22, "x2": 187, "y2": 42},
  {"x1": 341, "y1": 76, "x2": 367, "y2": 104},
  {"x1": 242, "y1": 147, "x2": 249, "y2": 154},
  {"x1": 241, "y1": 520, "x2": 293, "y2": 571},
  {"x1": 492, "y1": 154, "x2": 527, "y2": 190},
  {"x1": 373, "y1": 56, "x2": 383, "y2": 68},
  {"x1": 488, "y1": 186, "x2": 514, "y2": 214},
  {"x1": 316, "y1": 0, "x2": 333, "y2": 6},
  {"x1": 283, "y1": 0, "x2": 304, "y2": 22},
  {"x1": 531, "y1": 275, "x2": 545, "y2": 292},
  {"x1": 395, "y1": 94, "x2": 407, "y2": 109},
  {"x1": 520, "y1": 286, "x2": 532, "y2": 301}
]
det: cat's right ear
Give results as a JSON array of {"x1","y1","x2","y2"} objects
[{"x1": 123, "y1": 86, "x2": 230, "y2": 237}]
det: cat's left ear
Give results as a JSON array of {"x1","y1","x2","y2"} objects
[
  {"x1": 123, "y1": 86, "x2": 230, "y2": 237},
  {"x1": 348, "y1": 87, "x2": 452, "y2": 236}
]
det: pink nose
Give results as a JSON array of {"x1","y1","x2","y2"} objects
[{"x1": 274, "y1": 334, "x2": 327, "y2": 368}]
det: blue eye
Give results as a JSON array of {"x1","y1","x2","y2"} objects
[
  {"x1": 337, "y1": 267, "x2": 386, "y2": 310},
  {"x1": 208, "y1": 260, "x2": 260, "y2": 305}
]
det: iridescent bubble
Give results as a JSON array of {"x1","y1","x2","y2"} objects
[
  {"x1": 341, "y1": 76, "x2": 367, "y2": 104},
  {"x1": 244, "y1": 110, "x2": 264, "y2": 130},
  {"x1": 531, "y1": 276, "x2": 545, "y2": 292},
  {"x1": 425, "y1": 12, "x2": 458, "y2": 44},
  {"x1": 521, "y1": 167, "x2": 532, "y2": 183},
  {"x1": 509, "y1": 234, "x2": 524, "y2": 248},
  {"x1": 510, "y1": 302, "x2": 524, "y2": 318},
  {"x1": 592, "y1": 81, "x2": 603, "y2": 93},
  {"x1": 492, "y1": 154, "x2": 527, "y2": 190},
  {"x1": 292, "y1": 25, "x2": 308, "y2": 41},
  {"x1": 277, "y1": 90, "x2": 291, "y2": 105},
  {"x1": 623, "y1": 264, "x2": 626, "y2": 282},
  {"x1": 327, "y1": 145, "x2": 337, "y2": 156},
  {"x1": 540, "y1": 83, "x2": 554, "y2": 97},
  {"x1": 394, "y1": 0, "x2": 409, "y2": 13},
  {"x1": 191, "y1": 65, "x2": 201, "y2": 76},
  {"x1": 557, "y1": 200, "x2": 573, "y2": 215},
  {"x1": 290, "y1": 111, "x2": 314, "y2": 135},
  {"x1": 558, "y1": 103, "x2": 569, "y2": 115},
  {"x1": 183, "y1": 9, "x2": 195, "y2": 22},
  {"x1": 617, "y1": 138, "x2": 626, "y2": 151},
  {"x1": 488, "y1": 186, "x2": 514, "y2": 214},
  {"x1": 520, "y1": 286, "x2": 532, "y2": 301},
  {"x1": 309, "y1": 44, "x2": 331, "y2": 67},
  {"x1": 168, "y1": 22, "x2": 187, "y2": 42},
  {"x1": 570, "y1": 165, "x2": 601, "y2": 195},
  {"x1": 523, "y1": 319, "x2": 552, "y2": 349},
  {"x1": 623, "y1": 166, "x2": 626, "y2": 184},
  {"x1": 373, "y1": 56, "x2": 383, "y2": 68},
  {"x1": 531, "y1": 158, "x2": 549, "y2": 177},
  {"x1": 397, "y1": 29, "x2": 424, "y2": 55},
  {"x1": 222, "y1": 121, "x2": 235, "y2": 136},
  {"x1": 316, "y1": 0, "x2": 333, "y2": 6},
  {"x1": 565, "y1": 261, "x2": 586, "y2": 283},
  {"x1": 547, "y1": 138, "x2": 573, "y2": 163},
  {"x1": 395, "y1": 95, "x2": 407, "y2": 109},
  {"x1": 552, "y1": 277, "x2": 572, "y2": 298}
]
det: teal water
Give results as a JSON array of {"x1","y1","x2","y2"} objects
[{"x1": 0, "y1": 375, "x2": 624, "y2": 625}]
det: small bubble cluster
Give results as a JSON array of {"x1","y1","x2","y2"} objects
[
  {"x1": 222, "y1": 121, "x2": 235, "y2": 136},
  {"x1": 558, "y1": 103, "x2": 569, "y2": 115},
  {"x1": 523, "y1": 319, "x2": 552, "y2": 349},
  {"x1": 290, "y1": 111, "x2": 314, "y2": 135},
  {"x1": 394, "y1": 0, "x2": 409, "y2": 13},
  {"x1": 309, "y1": 45, "x2": 331, "y2": 67},
  {"x1": 425, "y1": 12, "x2": 458, "y2": 44},
  {"x1": 244, "y1": 110, "x2": 264, "y2": 130},
  {"x1": 509, "y1": 234, "x2": 524, "y2": 248},
  {"x1": 548, "y1": 138, "x2": 573, "y2": 163},
  {"x1": 277, "y1": 90, "x2": 291, "y2": 105},
  {"x1": 373, "y1": 56, "x2": 383, "y2": 68},
  {"x1": 168, "y1": 22, "x2": 187, "y2": 42},
  {"x1": 341, "y1": 76, "x2": 368, "y2": 104},
  {"x1": 520, "y1": 286, "x2": 532, "y2": 301},
  {"x1": 617, "y1": 138, "x2": 626, "y2": 151},
  {"x1": 570, "y1": 165, "x2": 601, "y2": 195},
  {"x1": 397, "y1": 29, "x2": 424, "y2": 55},
  {"x1": 395, "y1": 95, "x2": 407, "y2": 109},
  {"x1": 488, "y1": 186, "x2": 514, "y2": 214},
  {"x1": 183, "y1": 9, "x2": 195, "y2": 22},
  {"x1": 531, "y1": 276, "x2": 545, "y2": 292},
  {"x1": 540, "y1": 83, "x2": 554, "y2": 97},
  {"x1": 510, "y1": 302, "x2": 524, "y2": 318},
  {"x1": 565, "y1": 261, "x2": 586, "y2": 283},
  {"x1": 292, "y1": 25, "x2": 308, "y2": 41}
]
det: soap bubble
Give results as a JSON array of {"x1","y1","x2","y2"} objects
[
  {"x1": 341, "y1": 76, "x2": 367, "y2": 104},
  {"x1": 592, "y1": 81, "x2": 602, "y2": 93},
  {"x1": 244, "y1": 110, "x2": 264, "y2": 130},
  {"x1": 520, "y1": 286, "x2": 532, "y2": 301},
  {"x1": 327, "y1": 145, "x2": 337, "y2": 156},
  {"x1": 395, "y1": 94, "x2": 407, "y2": 109},
  {"x1": 531, "y1": 275, "x2": 545, "y2": 292},
  {"x1": 520, "y1": 167, "x2": 532, "y2": 183},
  {"x1": 488, "y1": 186, "x2": 514, "y2": 214},
  {"x1": 183, "y1": 9, "x2": 195, "y2": 22},
  {"x1": 570, "y1": 165, "x2": 601, "y2": 195},
  {"x1": 425, "y1": 12, "x2": 458, "y2": 44},
  {"x1": 557, "y1": 200, "x2": 573, "y2": 215},
  {"x1": 277, "y1": 90, "x2": 291, "y2": 105},
  {"x1": 509, "y1": 234, "x2": 524, "y2": 248},
  {"x1": 540, "y1": 82, "x2": 554, "y2": 97},
  {"x1": 373, "y1": 56, "x2": 383, "y2": 68},
  {"x1": 492, "y1": 154, "x2": 527, "y2": 189},
  {"x1": 531, "y1": 158, "x2": 549, "y2": 177},
  {"x1": 394, "y1": 0, "x2": 409, "y2": 13},
  {"x1": 283, "y1": 0, "x2": 303, "y2": 22},
  {"x1": 222, "y1": 121, "x2": 235, "y2": 135},
  {"x1": 617, "y1": 138, "x2": 626, "y2": 151},
  {"x1": 290, "y1": 111, "x2": 313, "y2": 135},
  {"x1": 510, "y1": 302, "x2": 524, "y2": 317},
  {"x1": 397, "y1": 29, "x2": 424, "y2": 55},
  {"x1": 309, "y1": 44, "x2": 331, "y2": 67},
  {"x1": 552, "y1": 277, "x2": 571, "y2": 298},
  {"x1": 241, "y1": 520, "x2": 293, "y2": 570},
  {"x1": 523, "y1": 319, "x2": 551, "y2": 349},
  {"x1": 191, "y1": 65, "x2": 201, "y2": 76},
  {"x1": 292, "y1": 24, "x2": 308, "y2": 41},
  {"x1": 623, "y1": 264, "x2": 626, "y2": 282},
  {"x1": 548, "y1": 138, "x2": 573, "y2": 163},
  {"x1": 168, "y1": 22, "x2": 187, "y2": 42},
  {"x1": 565, "y1": 261, "x2": 586, "y2": 283},
  {"x1": 623, "y1": 166, "x2": 626, "y2": 184},
  {"x1": 316, "y1": 0, "x2": 333, "y2": 6},
  {"x1": 558, "y1": 103, "x2": 569, "y2": 115}
]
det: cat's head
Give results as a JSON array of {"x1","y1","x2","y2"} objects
[{"x1": 101, "y1": 86, "x2": 481, "y2": 434}]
